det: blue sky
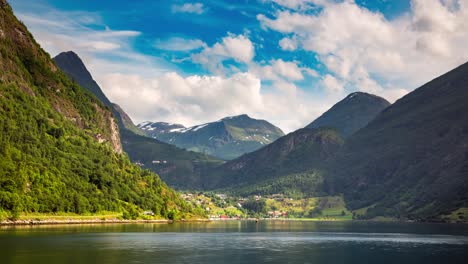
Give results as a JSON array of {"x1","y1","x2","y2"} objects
[{"x1": 9, "y1": 0, "x2": 468, "y2": 132}]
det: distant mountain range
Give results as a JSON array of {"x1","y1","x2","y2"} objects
[
  {"x1": 138, "y1": 115, "x2": 284, "y2": 160},
  {"x1": 53, "y1": 51, "x2": 222, "y2": 189}
]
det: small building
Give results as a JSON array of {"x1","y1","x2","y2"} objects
[
  {"x1": 143, "y1": 211, "x2": 155, "y2": 216},
  {"x1": 219, "y1": 215, "x2": 229, "y2": 220},
  {"x1": 216, "y1": 194, "x2": 227, "y2": 200}
]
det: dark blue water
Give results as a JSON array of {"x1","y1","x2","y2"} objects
[{"x1": 1, "y1": 221, "x2": 468, "y2": 263}]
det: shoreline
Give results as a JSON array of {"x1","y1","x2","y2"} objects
[
  {"x1": 1, "y1": 218, "x2": 466, "y2": 226},
  {"x1": 0, "y1": 218, "x2": 213, "y2": 226}
]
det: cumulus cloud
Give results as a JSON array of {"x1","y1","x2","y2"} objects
[
  {"x1": 258, "y1": 0, "x2": 468, "y2": 95},
  {"x1": 192, "y1": 33, "x2": 255, "y2": 74},
  {"x1": 251, "y1": 59, "x2": 317, "y2": 81},
  {"x1": 321, "y1": 74, "x2": 344, "y2": 93},
  {"x1": 23, "y1": 0, "x2": 454, "y2": 133},
  {"x1": 172, "y1": 3, "x2": 205, "y2": 14},
  {"x1": 279, "y1": 37, "x2": 298, "y2": 50},
  {"x1": 14, "y1": 4, "x2": 331, "y2": 132},
  {"x1": 154, "y1": 37, "x2": 206, "y2": 51},
  {"x1": 98, "y1": 71, "x2": 326, "y2": 132}
]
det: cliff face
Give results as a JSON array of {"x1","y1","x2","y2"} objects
[
  {"x1": 53, "y1": 51, "x2": 123, "y2": 153},
  {"x1": 109, "y1": 115, "x2": 123, "y2": 154}
]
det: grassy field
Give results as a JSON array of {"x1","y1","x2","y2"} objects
[
  {"x1": 264, "y1": 196, "x2": 353, "y2": 220},
  {"x1": 16, "y1": 212, "x2": 123, "y2": 221},
  {"x1": 443, "y1": 207, "x2": 468, "y2": 222},
  {"x1": 0, "y1": 211, "x2": 174, "y2": 222}
]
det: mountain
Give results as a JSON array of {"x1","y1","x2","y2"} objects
[
  {"x1": 0, "y1": 1, "x2": 196, "y2": 218},
  {"x1": 53, "y1": 51, "x2": 222, "y2": 189},
  {"x1": 52, "y1": 51, "x2": 145, "y2": 135},
  {"x1": 205, "y1": 127, "x2": 344, "y2": 190},
  {"x1": 138, "y1": 121, "x2": 185, "y2": 134},
  {"x1": 306, "y1": 92, "x2": 390, "y2": 137},
  {"x1": 53, "y1": 51, "x2": 112, "y2": 107},
  {"x1": 138, "y1": 114, "x2": 285, "y2": 160},
  {"x1": 328, "y1": 62, "x2": 468, "y2": 220},
  {"x1": 203, "y1": 91, "x2": 387, "y2": 192}
]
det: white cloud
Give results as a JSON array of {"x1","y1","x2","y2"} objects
[
  {"x1": 269, "y1": 0, "x2": 312, "y2": 9},
  {"x1": 192, "y1": 33, "x2": 255, "y2": 74},
  {"x1": 265, "y1": 0, "x2": 331, "y2": 10},
  {"x1": 172, "y1": 3, "x2": 205, "y2": 14},
  {"x1": 14, "y1": 4, "x2": 331, "y2": 133},
  {"x1": 258, "y1": 0, "x2": 468, "y2": 96},
  {"x1": 154, "y1": 37, "x2": 206, "y2": 51},
  {"x1": 15, "y1": 10, "x2": 147, "y2": 62},
  {"x1": 251, "y1": 59, "x2": 314, "y2": 81},
  {"x1": 19, "y1": 0, "x2": 441, "y2": 133},
  {"x1": 321, "y1": 74, "x2": 344, "y2": 93},
  {"x1": 78, "y1": 41, "x2": 120, "y2": 51},
  {"x1": 14, "y1": 4, "x2": 172, "y2": 79},
  {"x1": 279, "y1": 37, "x2": 297, "y2": 51},
  {"x1": 99, "y1": 71, "x2": 327, "y2": 132}
]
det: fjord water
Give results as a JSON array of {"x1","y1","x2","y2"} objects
[{"x1": 1, "y1": 221, "x2": 468, "y2": 264}]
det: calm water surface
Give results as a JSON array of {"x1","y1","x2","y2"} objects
[{"x1": 1, "y1": 221, "x2": 468, "y2": 264}]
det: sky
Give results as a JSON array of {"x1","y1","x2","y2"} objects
[{"x1": 9, "y1": 0, "x2": 468, "y2": 132}]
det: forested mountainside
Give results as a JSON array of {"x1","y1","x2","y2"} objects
[
  {"x1": 205, "y1": 128, "x2": 344, "y2": 189},
  {"x1": 203, "y1": 90, "x2": 390, "y2": 191},
  {"x1": 0, "y1": 1, "x2": 199, "y2": 219},
  {"x1": 327, "y1": 61, "x2": 468, "y2": 220},
  {"x1": 204, "y1": 63, "x2": 468, "y2": 222}
]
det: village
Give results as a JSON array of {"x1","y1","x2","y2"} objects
[{"x1": 179, "y1": 192, "x2": 352, "y2": 220}]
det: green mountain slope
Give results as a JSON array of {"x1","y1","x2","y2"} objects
[
  {"x1": 206, "y1": 128, "x2": 344, "y2": 190},
  {"x1": 306, "y1": 92, "x2": 390, "y2": 137},
  {"x1": 328, "y1": 62, "x2": 468, "y2": 220},
  {"x1": 53, "y1": 51, "x2": 112, "y2": 107},
  {"x1": 203, "y1": 91, "x2": 387, "y2": 193},
  {"x1": 0, "y1": 1, "x2": 196, "y2": 218},
  {"x1": 227, "y1": 171, "x2": 326, "y2": 199},
  {"x1": 120, "y1": 128, "x2": 223, "y2": 189},
  {"x1": 139, "y1": 114, "x2": 285, "y2": 160},
  {"x1": 53, "y1": 51, "x2": 222, "y2": 190}
]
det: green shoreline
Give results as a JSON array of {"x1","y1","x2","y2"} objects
[
  {"x1": 2, "y1": 218, "x2": 466, "y2": 226},
  {"x1": 0, "y1": 218, "x2": 216, "y2": 226}
]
